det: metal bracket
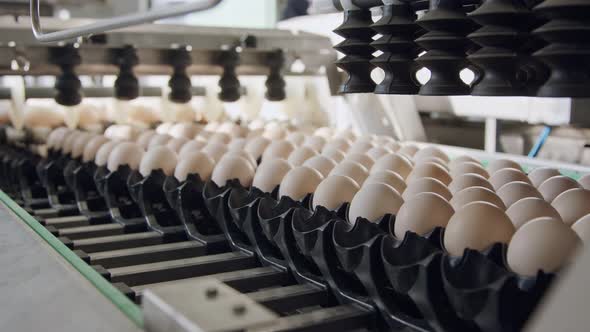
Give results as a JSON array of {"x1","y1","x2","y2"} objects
[
  {"x1": 30, "y1": 0, "x2": 223, "y2": 43},
  {"x1": 142, "y1": 277, "x2": 278, "y2": 332}
]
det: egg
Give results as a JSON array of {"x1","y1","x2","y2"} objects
[
  {"x1": 347, "y1": 140, "x2": 375, "y2": 155},
  {"x1": 384, "y1": 141, "x2": 401, "y2": 152},
  {"x1": 178, "y1": 140, "x2": 207, "y2": 159},
  {"x1": 551, "y1": 188, "x2": 590, "y2": 226},
  {"x1": 303, "y1": 135, "x2": 326, "y2": 152},
  {"x1": 403, "y1": 177, "x2": 452, "y2": 201},
  {"x1": 174, "y1": 151, "x2": 215, "y2": 182},
  {"x1": 496, "y1": 181, "x2": 543, "y2": 208},
  {"x1": 364, "y1": 170, "x2": 406, "y2": 194},
  {"x1": 166, "y1": 137, "x2": 190, "y2": 153},
  {"x1": 572, "y1": 215, "x2": 590, "y2": 243},
  {"x1": 417, "y1": 157, "x2": 449, "y2": 170},
  {"x1": 202, "y1": 142, "x2": 228, "y2": 162},
  {"x1": 353, "y1": 136, "x2": 374, "y2": 145},
  {"x1": 288, "y1": 146, "x2": 319, "y2": 166},
  {"x1": 286, "y1": 132, "x2": 306, "y2": 146},
  {"x1": 371, "y1": 154, "x2": 413, "y2": 179},
  {"x1": 348, "y1": 182, "x2": 404, "y2": 224},
  {"x1": 95, "y1": 141, "x2": 118, "y2": 167},
  {"x1": 487, "y1": 158, "x2": 523, "y2": 175},
  {"x1": 263, "y1": 126, "x2": 287, "y2": 140},
  {"x1": 61, "y1": 131, "x2": 81, "y2": 154},
  {"x1": 329, "y1": 161, "x2": 369, "y2": 185},
  {"x1": 506, "y1": 197, "x2": 562, "y2": 229},
  {"x1": 156, "y1": 122, "x2": 174, "y2": 134},
  {"x1": 262, "y1": 140, "x2": 295, "y2": 161},
  {"x1": 394, "y1": 192, "x2": 454, "y2": 239},
  {"x1": 344, "y1": 153, "x2": 374, "y2": 170},
  {"x1": 448, "y1": 173, "x2": 494, "y2": 194},
  {"x1": 107, "y1": 142, "x2": 144, "y2": 172},
  {"x1": 148, "y1": 134, "x2": 172, "y2": 150},
  {"x1": 448, "y1": 155, "x2": 480, "y2": 171},
  {"x1": 406, "y1": 162, "x2": 452, "y2": 185},
  {"x1": 323, "y1": 138, "x2": 351, "y2": 154},
  {"x1": 366, "y1": 147, "x2": 391, "y2": 161},
  {"x1": 538, "y1": 176, "x2": 581, "y2": 202},
  {"x1": 302, "y1": 155, "x2": 337, "y2": 177},
  {"x1": 398, "y1": 144, "x2": 419, "y2": 158},
  {"x1": 578, "y1": 174, "x2": 590, "y2": 190},
  {"x1": 374, "y1": 135, "x2": 396, "y2": 145},
  {"x1": 444, "y1": 202, "x2": 514, "y2": 256},
  {"x1": 246, "y1": 130, "x2": 263, "y2": 142},
  {"x1": 211, "y1": 155, "x2": 255, "y2": 187},
  {"x1": 227, "y1": 138, "x2": 247, "y2": 151},
  {"x1": 71, "y1": 133, "x2": 95, "y2": 159},
  {"x1": 169, "y1": 123, "x2": 199, "y2": 139},
  {"x1": 334, "y1": 130, "x2": 356, "y2": 141},
  {"x1": 321, "y1": 147, "x2": 346, "y2": 163},
  {"x1": 413, "y1": 146, "x2": 450, "y2": 164},
  {"x1": 244, "y1": 136, "x2": 271, "y2": 160},
  {"x1": 449, "y1": 161, "x2": 489, "y2": 179},
  {"x1": 217, "y1": 122, "x2": 243, "y2": 137},
  {"x1": 450, "y1": 186, "x2": 506, "y2": 211},
  {"x1": 104, "y1": 124, "x2": 137, "y2": 141},
  {"x1": 139, "y1": 146, "x2": 178, "y2": 177},
  {"x1": 221, "y1": 151, "x2": 257, "y2": 169},
  {"x1": 82, "y1": 136, "x2": 110, "y2": 163},
  {"x1": 136, "y1": 130, "x2": 157, "y2": 149},
  {"x1": 196, "y1": 130, "x2": 214, "y2": 141},
  {"x1": 528, "y1": 167, "x2": 561, "y2": 188},
  {"x1": 252, "y1": 159, "x2": 293, "y2": 193},
  {"x1": 489, "y1": 168, "x2": 531, "y2": 191},
  {"x1": 46, "y1": 127, "x2": 70, "y2": 150},
  {"x1": 278, "y1": 166, "x2": 324, "y2": 201},
  {"x1": 204, "y1": 122, "x2": 220, "y2": 131},
  {"x1": 314, "y1": 127, "x2": 333, "y2": 139},
  {"x1": 209, "y1": 132, "x2": 232, "y2": 145},
  {"x1": 507, "y1": 217, "x2": 580, "y2": 276},
  {"x1": 312, "y1": 175, "x2": 360, "y2": 211}
]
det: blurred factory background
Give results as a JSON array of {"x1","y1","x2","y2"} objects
[{"x1": 1, "y1": 0, "x2": 589, "y2": 165}]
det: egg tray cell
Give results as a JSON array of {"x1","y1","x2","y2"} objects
[
  {"x1": 0, "y1": 144, "x2": 555, "y2": 332},
  {"x1": 198, "y1": 179, "x2": 555, "y2": 332}
]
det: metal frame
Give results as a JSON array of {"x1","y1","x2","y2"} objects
[{"x1": 30, "y1": 0, "x2": 222, "y2": 43}]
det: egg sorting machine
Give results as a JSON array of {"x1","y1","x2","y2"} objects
[{"x1": 1, "y1": 1, "x2": 590, "y2": 332}]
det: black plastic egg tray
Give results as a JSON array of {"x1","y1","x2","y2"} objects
[{"x1": 0, "y1": 143, "x2": 554, "y2": 332}]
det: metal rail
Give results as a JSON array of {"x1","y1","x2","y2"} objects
[{"x1": 30, "y1": 0, "x2": 223, "y2": 43}]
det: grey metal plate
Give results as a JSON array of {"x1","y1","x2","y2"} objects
[{"x1": 0, "y1": 202, "x2": 141, "y2": 332}]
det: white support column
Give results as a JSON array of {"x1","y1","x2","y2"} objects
[{"x1": 484, "y1": 117, "x2": 497, "y2": 153}]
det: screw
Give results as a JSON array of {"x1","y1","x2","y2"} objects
[
  {"x1": 233, "y1": 304, "x2": 247, "y2": 316},
  {"x1": 205, "y1": 287, "x2": 218, "y2": 299}
]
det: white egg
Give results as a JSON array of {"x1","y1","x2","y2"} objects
[
  {"x1": 252, "y1": 159, "x2": 293, "y2": 193},
  {"x1": 139, "y1": 146, "x2": 178, "y2": 177},
  {"x1": 302, "y1": 155, "x2": 337, "y2": 177},
  {"x1": 95, "y1": 141, "x2": 118, "y2": 167},
  {"x1": 313, "y1": 175, "x2": 360, "y2": 211},
  {"x1": 330, "y1": 161, "x2": 369, "y2": 186},
  {"x1": 288, "y1": 146, "x2": 319, "y2": 166},
  {"x1": 211, "y1": 155, "x2": 255, "y2": 187},
  {"x1": 107, "y1": 142, "x2": 144, "y2": 172},
  {"x1": 174, "y1": 151, "x2": 215, "y2": 182},
  {"x1": 262, "y1": 140, "x2": 295, "y2": 162},
  {"x1": 136, "y1": 130, "x2": 157, "y2": 149},
  {"x1": 348, "y1": 182, "x2": 403, "y2": 224},
  {"x1": 82, "y1": 135, "x2": 110, "y2": 163},
  {"x1": 202, "y1": 142, "x2": 228, "y2": 162},
  {"x1": 279, "y1": 166, "x2": 324, "y2": 201}
]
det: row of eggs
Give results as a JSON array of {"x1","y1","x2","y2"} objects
[{"x1": 44, "y1": 124, "x2": 590, "y2": 277}]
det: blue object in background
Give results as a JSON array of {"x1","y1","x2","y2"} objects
[{"x1": 528, "y1": 126, "x2": 552, "y2": 158}]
